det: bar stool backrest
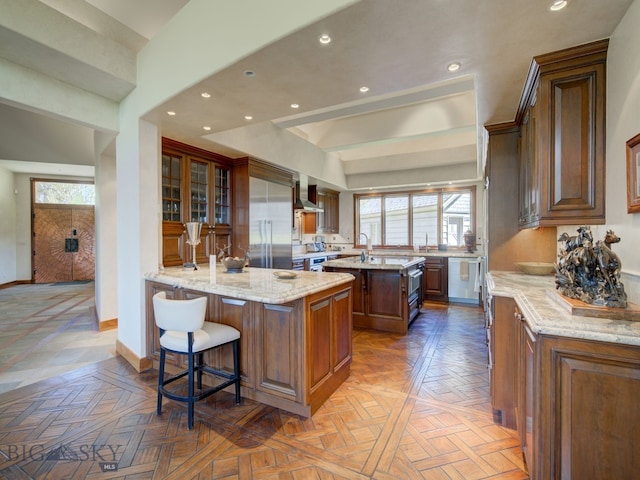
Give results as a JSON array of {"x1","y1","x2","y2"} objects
[{"x1": 152, "y1": 291, "x2": 207, "y2": 333}]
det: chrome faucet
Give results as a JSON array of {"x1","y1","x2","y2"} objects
[
  {"x1": 358, "y1": 232, "x2": 370, "y2": 261},
  {"x1": 358, "y1": 232, "x2": 369, "y2": 247}
]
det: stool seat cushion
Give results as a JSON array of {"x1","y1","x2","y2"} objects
[{"x1": 160, "y1": 322, "x2": 240, "y2": 353}]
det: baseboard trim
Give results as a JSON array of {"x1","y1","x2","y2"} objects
[
  {"x1": 0, "y1": 280, "x2": 32, "y2": 290},
  {"x1": 116, "y1": 339, "x2": 152, "y2": 373},
  {"x1": 98, "y1": 318, "x2": 118, "y2": 331}
]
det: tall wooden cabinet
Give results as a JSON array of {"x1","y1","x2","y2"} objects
[
  {"x1": 518, "y1": 39, "x2": 607, "y2": 228},
  {"x1": 161, "y1": 138, "x2": 233, "y2": 267}
]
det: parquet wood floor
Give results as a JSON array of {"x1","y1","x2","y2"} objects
[{"x1": 0, "y1": 303, "x2": 527, "y2": 479}]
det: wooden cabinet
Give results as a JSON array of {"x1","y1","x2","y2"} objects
[
  {"x1": 316, "y1": 188, "x2": 340, "y2": 234},
  {"x1": 161, "y1": 138, "x2": 234, "y2": 267},
  {"x1": 305, "y1": 286, "x2": 352, "y2": 413},
  {"x1": 488, "y1": 296, "x2": 518, "y2": 430},
  {"x1": 255, "y1": 301, "x2": 302, "y2": 403},
  {"x1": 145, "y1": 279, "x2": 352, "y2": 417},
  {"x1": 519, "y1": 315, "x2": 536, "y2": 478},
  {"x1": 424, "y1": 257, "x2": 448, "y2": 302},
  {"x1": 518, "y1": 103, "x2": 539, "y2": 226},
  {"x1": 323, "y1": 263, "x2": 422, "y2": 334},
  {"x1": 303, "y1": 186, "x2": 340, "y2": 234},
  {"x1": 491, "y1": 293, "x2": 640, "y2": 479},
  {"x1": 518, "y1": 40, "x2": 607, "y2": 228},
  {"x1": 536, "y1": 335, "x2": 640, "y2": 480}
]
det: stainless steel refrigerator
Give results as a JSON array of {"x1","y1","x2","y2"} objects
[{"x1": 249, "y1": 176, "x2": 292, "y2": 269}]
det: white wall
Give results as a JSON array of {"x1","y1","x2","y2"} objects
[
  {"x1": 558, "y1": 0, "x2": 640, "y2": 304},
  {"x1": 94, "y1": 153, "x2": 117, "y2": 323},
  {"x1": 604, "y1": 0, "x2": 640, "y2": 303},
  {"x1": 0, "y1": 166, "x2": 16, "y2": 283}
]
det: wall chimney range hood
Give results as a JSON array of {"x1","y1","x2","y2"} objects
[{"x1": 294, "y1": 174, "x2": 323, "y2": 212}]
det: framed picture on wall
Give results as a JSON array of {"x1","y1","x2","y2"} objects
[{"x1": 627, "y1": 132, "x2": 640, "y2": 213}]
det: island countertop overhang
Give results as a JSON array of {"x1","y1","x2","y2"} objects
[{"x1": 145, "y1": 265, "x2": 354, "y2": 304}]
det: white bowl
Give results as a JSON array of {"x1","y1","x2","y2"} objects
[{"x1": 516, "y1": 262, "x2": 555, "y2": 276}]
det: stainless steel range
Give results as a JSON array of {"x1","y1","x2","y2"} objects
[{"x1": 309, "y1": 256, "x2": 327, "y2": 272}]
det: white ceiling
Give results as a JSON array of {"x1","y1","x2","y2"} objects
[{"x1": 0, "y1": 0, "x2": 634, "y2": 187}]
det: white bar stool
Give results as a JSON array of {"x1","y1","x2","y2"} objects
[{"x1": 152, "y1": 291, "x2": 241, "y2": 430}]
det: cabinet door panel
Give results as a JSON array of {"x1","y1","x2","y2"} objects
[
  {"x1": 333, "y1": 289, "x2": 352, "y2": 369},
  {"x1": 367, "y1": 270, "x2": 401, "y2": 316},
  {"x1": 309, "y1": 298, "x2": 332, "y2": 390},
  {"x1": 556, "y1": 353, "x2": 640, "y2": 479},
  {"x1": 545, "y1": 66, "x2": 603, "y2": 214},
  {"x1": 256, "y1": 302, "x2": 300, "y2": 400},
  {"x1": 214, "y1": 296, "x2": 253, "y2": 387}
]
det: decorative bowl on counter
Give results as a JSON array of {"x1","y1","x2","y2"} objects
[
  {"x1": 516, "y1": 262, "x2": 556, "y2": 276},
  {"x1": 222, "y1": 256, "x2": 246, "y2": 273}
]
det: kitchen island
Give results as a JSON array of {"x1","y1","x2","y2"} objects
[
  {"x1": 323, "y1": 255, "x2": 425, "y2": 334},
  {"x1": 486, "y1": 271, "x2": 640, "y2": 480},
  {"x1": 144, "y1": 265, "x2": 354, "y2": 417}
]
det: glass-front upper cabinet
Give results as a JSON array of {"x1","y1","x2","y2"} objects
[
  {"x1": 214, "y1": 166, "x2": 230, "y2": 225},
  {"x1": 162, "y1": 153, "x2": 182, "y2": 222},
  {"x1": 190, "y1": 160, "x2": 208, "y2": 223}
]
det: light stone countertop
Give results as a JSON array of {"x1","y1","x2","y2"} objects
[
  {"x1": 487, "y1": 271, "x2": 640, "y2": 347},
  {"x1": 332, "y1": 249, "x2": 482, "y2": 259},
  {"x1": 145, "y1": 265, "x2": 354, "y2": 304},
  {"x1": 292, "y1": 249, "x2": 482, "y2": 260},
  {"x1": 323, "y1": 255, "x2": 426, "y2": 270}
]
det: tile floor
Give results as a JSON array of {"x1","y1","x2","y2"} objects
[{"x1": 0, "y1": 282, "x2": 117, "y2": 394}]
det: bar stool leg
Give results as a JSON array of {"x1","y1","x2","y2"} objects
[
  {"x1": 187, "y1": 350, "x2": 195, "y2": 430},
  {"x1": 233, "y1": 339, "x2": 241, "y2": 404},
  {"x1": 197, "y1": 352, "x2": 204, "y2": 389},
  {"x1": 157, "y1": 348, "x2": 166, "y2": 415}
]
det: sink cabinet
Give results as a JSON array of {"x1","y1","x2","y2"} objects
[
  {"x1": 424, "y1": 257, "x2": 448, "y2": 302},
  {"x1": 518, "y1": 40, "x2": 607, "y2": 228}
]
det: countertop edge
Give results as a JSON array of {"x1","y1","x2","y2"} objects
[
  {"x1": 487, "y1": 271, "x2": 640, "y2": 347},
  {"x1": 145, "y1": 267, "x2": 355, "y2": 304},
  {"x1": 323, "y1": 255, "x2": 426, "y2": 270}
]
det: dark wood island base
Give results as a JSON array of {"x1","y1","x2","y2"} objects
[{"x1": 145, "y1": 266, "x2": 354, "y2": 417}]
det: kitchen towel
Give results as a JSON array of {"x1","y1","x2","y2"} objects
[{"x1": 460, "y1": 260, "x2": 469, "y2": 281}]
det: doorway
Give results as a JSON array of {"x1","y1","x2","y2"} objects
[{"x1": 31, "y1": 179, "x2": 95, "y2": 283}]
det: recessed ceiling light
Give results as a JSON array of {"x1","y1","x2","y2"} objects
[
  {"x1": 359, "y1": 86, "x2": 370, "y2": 93},
  {"x1": 319, "y1": 34, "x2": 331, "y2": 45},
  {"x1": 243, "y1": 70, "x2": 256, "y2": 78},
  {"x1": 167, "y1": 111, "x2": 176, "y2": 116},
  {"x1": 549, "y1": 0, "x2": 567, "y2": 11},
  {"x1": 201, "y1": 92, "x2": 211, "y2": 98},
  {"x1": 447, "y1": 62, "x2": 461, "y2": 72},
  {"x1": 290, "y1": 103, "x2": 299, "y2": 109},
  {"x1": 244, "y1": 115, "x2": 253, "y2": 121},
  {"x1": 203, "y1": 126, "x2": 211, "y2": 131}
]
